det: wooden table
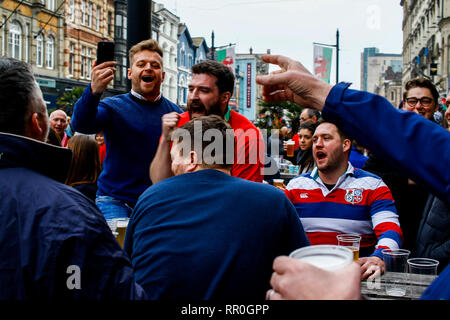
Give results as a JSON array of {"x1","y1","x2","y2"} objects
[{"x1": 361, "y1": 272, "x2": 437, "y2": 300}]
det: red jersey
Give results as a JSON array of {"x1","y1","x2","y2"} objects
[{"x1": 177, "y1": 111, "x2": 264, "y2": 182}]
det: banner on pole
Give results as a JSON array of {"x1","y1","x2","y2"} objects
[
  {"x1": 313, "y1": 44, "x2": 333, "y2": 83},
  {"x1": 217, "y1": 45, "x2": 236, "y2": 74}
]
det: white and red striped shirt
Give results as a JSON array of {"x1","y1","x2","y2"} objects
[{"x1": 285, "y1": 163, "x2": 403, "y2": 259}]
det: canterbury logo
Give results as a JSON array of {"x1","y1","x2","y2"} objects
[{"x1": 300, "y1": 193, "x2": 308, "y2": 198}]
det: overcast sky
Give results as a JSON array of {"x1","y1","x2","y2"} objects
[{"x1": 156, "y1": 0, "x2": 403, "y2": 89}]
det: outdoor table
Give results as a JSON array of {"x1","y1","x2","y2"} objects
[
  {"x1": 279, "y1": 172, "x2": 298, "y2": 184},
  {"x1": 361, "y1": 272, "x2": 437, "y2": 300}
]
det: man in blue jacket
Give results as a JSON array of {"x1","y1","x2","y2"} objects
[
  {"x1": 125, "y1": 115, "x2": 309, "y2": 300},
  {"x1": 0, "y1": 57, "x2": 145, "y2": 300},
  {"x1": 256, "y1": 54, "x2": 449, "y2": 300},
  {"x1": 71, "y1": 39, "x2": 182, "y2": 219}
]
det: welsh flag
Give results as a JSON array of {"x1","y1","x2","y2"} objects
[
  {"x1": 217, "y1": 45, "x2": 236, "y2": 74},
  {"x1": 313, "y1": 44, "x2": 333, "y2": 83}
]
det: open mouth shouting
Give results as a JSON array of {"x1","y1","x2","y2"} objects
[
  {"x1": 188, "y1": 101, "x2": 207, "y2": 118},
  {"x1": 315, "y1": 151, "x2": 327, "y2": 163},
  {"x1": 141, "y1": 75, "x2": 154, "y2": 83}
]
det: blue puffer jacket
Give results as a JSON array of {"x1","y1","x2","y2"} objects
[{"x1": 0, "y1": 133, "x2": 145, "y2": 300}]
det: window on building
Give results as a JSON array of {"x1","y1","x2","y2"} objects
[
  {"x1": 8, "y1": 21, "x2": 22, "y2": 60},
  {"x1": 69, "y1": 42, "x2": 74, "y2": 76},
  {"x1": 69, "y1": 0, "x2": 75, "y2": 22},
  {"x1": 81, "y1": 0, "x2": 86, "y2": 25},
  {"x1": 47, "y1": 0, "x2": 55, "y2": 11},
  {"x1": 86, "y1": 47, "x2": 92, "y2": 79},
  {"x1": 25, "y1": 24, "x2": 30, "y2": 62},
  {"x1": 123, "y1": 16, "x2": 127, "y2": 40},
  {"x1": 88, "y1": 2, "x2": 93, "y2": 27},
  {"x1": 122, "y1": 56, "x2": 127, "y2": 84},
  {"x1": 81, "y1": 46, "x2": 86, "y2": 78},
  {"x1": 36, "y1": 34, "x2": 43, "y2": 67},
  {"x1": 46, "y1": 36, "x2": 54, "y2": 69},
  {"x1": 115, "y1": 14, "x2": 122, "y2": 39},
  {"x1": 96, "y1": 6, "x2": 100, "y2": 31},
  {"x1": 107, "y1": 12, "x2": 112, "y2": 36}
]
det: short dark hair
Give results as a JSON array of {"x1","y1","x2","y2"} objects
[
  {"x1": 316, "y1": 118, "x2": 351, "y2": 143},
  {"x1": 0, "y1": 57, "x2": 37, "y2": 135},
  {"x1": 404, "y1": 78, "x2": 439, "y2": 103},
  {"x1": 172, "y1": 115, "x2": 235, "y2": 170},
  {"x1": 191, "y1": 60, "x2": 235, "y2": 95},
  {"x1": 299, "y1": 120, "x2": 317, "y2": 134}
]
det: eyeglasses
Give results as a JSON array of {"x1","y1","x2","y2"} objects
[{"x1": 405, "y1": 97, "x2": 434, "y2": 107}]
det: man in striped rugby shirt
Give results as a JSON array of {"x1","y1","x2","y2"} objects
[{"x1": 284, "y1": 120, "x2": 403, "y2": 280}]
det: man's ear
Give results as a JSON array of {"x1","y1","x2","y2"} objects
[
  {"x1": 127, "y1": 68, "x2": 132, "y2": 80},
  {"x1": 220, "y1": 91, "x2": 231, "y2": 105},
  {"x1": 187, "y1": 150, "x2": 198, "y2": 172},
  {"x1": 342, "y1": 139, "x2": 351, "y2": 153},
  {"x1": 26, "y1": 112, "x2": 45, "y2": 140}
]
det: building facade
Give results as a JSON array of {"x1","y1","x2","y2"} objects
[
  {"x1": 1, "y1": 0, "x2": 65, "y2": 108},
  {"x1": 236, "y1": 48, "x2": 270, "y2": 121},
  {"x1": 401, "y1": 0, "x2": 450, "y2": 94},
  {"x1": 360, "y1": 47, "x2": 403, "y2": 94},
  {"x1": 154, "y1": 2, "x2": 179, "y2": 103}
]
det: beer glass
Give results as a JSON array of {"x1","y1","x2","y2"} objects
[
  {"x1": 337, "y1": 234, "x2": 361, "y2": 262},
  {"x1": 114, "y1": 217, "x2": 129, "y2": 248},
  {"x1": 286, "y1": 140, "x2": 295, "y2": 157},
  {"x1": 289, "y1": 245, "x2": 353, "y2": 272}
]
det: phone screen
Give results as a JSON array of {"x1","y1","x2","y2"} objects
[{"x1": 97, "y1": 41, "x2": 115, "y2": 64}]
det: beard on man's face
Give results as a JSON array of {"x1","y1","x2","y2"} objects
[{"x1": 187, "y1": 99, "x2": 224, "y2": 119}]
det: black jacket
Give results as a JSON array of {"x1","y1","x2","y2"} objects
[{"x1": 415, "y1": 195, "x2": 450, "y2": 273}]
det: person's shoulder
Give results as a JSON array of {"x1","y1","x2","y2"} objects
[
  {"x1": 230, "y1": 110, "x2": 258, "y2": 130},
  {"x1": 161, "y1": 96, "x2": 183, "y2": 112},
  {"x1": 286, "y1": 172, "x2": 315, "y2": 189},
  {"x1": 353, "y1": 168, "x2": 383, "y2": 180}
]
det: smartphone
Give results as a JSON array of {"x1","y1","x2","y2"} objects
[{"x1": 96, "y1": 41, "x2": 115, "y2": 64}]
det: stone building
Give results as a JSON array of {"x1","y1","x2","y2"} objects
[
  {"x1": 0, "y1": 0, "x2": 65, "y2": 108},
  {"x1": 154, "y1": 2, "x2": 179, "y2": 103},
  {"x1": 401, "y1": 0, "x2": 450, "y2": 94}
]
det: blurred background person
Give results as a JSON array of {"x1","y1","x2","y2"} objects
[
  {"x1": 49, "y1": 109, "x2": 69, "y2": 147},
  {"x1": 291, "y1": 121, "x2": 317, "y2": 174},
  {"x1": 95, "y1": 131, "x2": 106, "y2": 165},
  {"x1": 65, "y1": 134, "x2": 102, "y2": 202}
]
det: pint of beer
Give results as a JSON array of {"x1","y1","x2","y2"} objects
[
  {"x1": 114, "y1": 218, "x2": 129, "y2": 248},
  {"x1": 286, "y1": 140, "x2": 295, "y2": 157},
  {"x1": 273, "y1": 179, "x2": 284, "y2": 188},
  {"x1": 289, "y1": 245, "x2": 353, "y2": 271},
  {"x1": 337, "y1": 234, "x2": 361, "y2": 262}
]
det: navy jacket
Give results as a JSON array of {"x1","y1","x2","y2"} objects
[
  {"x1": 125, "y1": 169, "x2": 309, "y2": 300},
  {"x1": 0, "y1": 133, "x2": 145, "y2": 299}
]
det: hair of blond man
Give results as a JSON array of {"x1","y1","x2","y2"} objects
[{"x1": 128, "y1": 39, "x2": 164, "y2": 66}]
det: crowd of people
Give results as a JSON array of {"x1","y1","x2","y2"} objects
[{"x1": 0, "y1": 36, "x2": 448, "y2": 301}]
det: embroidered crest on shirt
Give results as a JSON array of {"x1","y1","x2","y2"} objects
[{"x1": 345, "y1": 189, "x2": 363, "y2": 204}]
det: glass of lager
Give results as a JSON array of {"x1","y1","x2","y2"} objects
[
  {"x1": 114, "y1": 217, "x2": 129, "y2": 248},
  {"x1": 273, "y1": 179, "x2": 284, "y2": 188},
  {"x1": 289, "y1": 245, "x2": 353, "y2": 272},
  {"x1": 337, "y1": 234, "x2": 361, "y2": 262},
  {"x1": 286, "y1": 140, "x2": 295, "y2": 157}
]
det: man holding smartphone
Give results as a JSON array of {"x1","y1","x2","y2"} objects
[{"x1": 71, "y1": 39, "x2": 182, "y2": 219}]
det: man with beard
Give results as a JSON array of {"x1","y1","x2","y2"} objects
[
  {"x1": 71, "y1": 39, "x2": 182, "y2": 219},
  {"x1": 283, "y1": 120, "x2": 403, "y2": 280},
  {"x1": 150, "y1": 60, "x2": 264, "y2": 183}
]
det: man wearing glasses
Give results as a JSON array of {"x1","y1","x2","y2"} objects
[{"x1": 403, "y1": 78, "x2": 440, "y2": 123}]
